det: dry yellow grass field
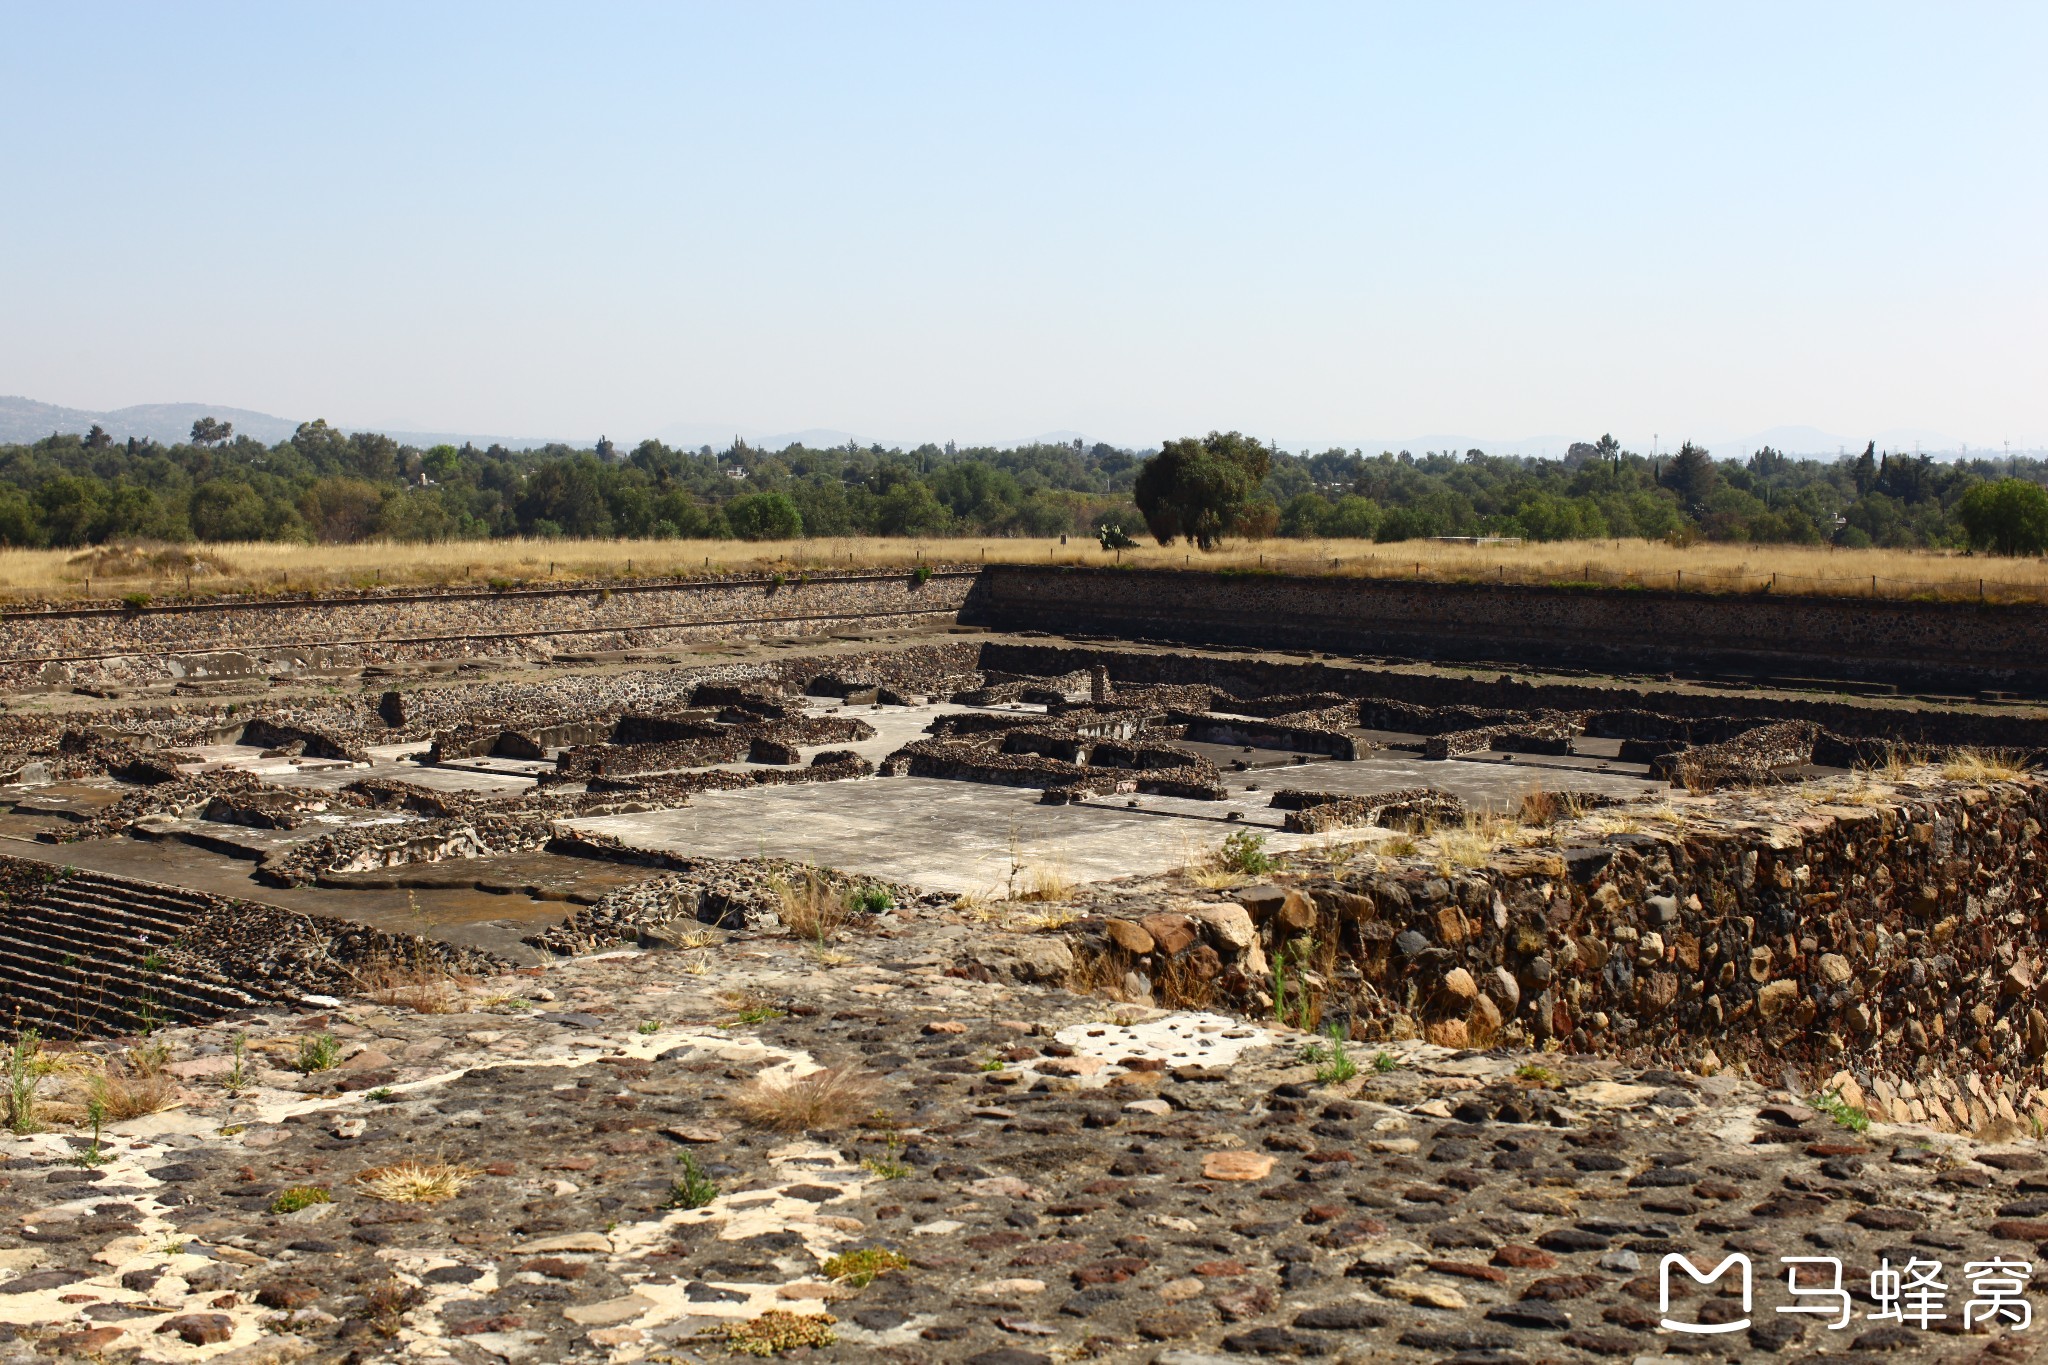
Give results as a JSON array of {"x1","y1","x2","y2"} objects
[{"x1": 0, "y1": 535, "x2": 2040, "y2": 605}]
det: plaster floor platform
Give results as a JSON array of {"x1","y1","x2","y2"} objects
[{"x1": 565, "y1": 747, "x2": 1669, "y2": 897}]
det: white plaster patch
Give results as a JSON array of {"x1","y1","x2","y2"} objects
[{"x1": 1054, "y1": 1010, "x2": 1279, "y2": 1069}]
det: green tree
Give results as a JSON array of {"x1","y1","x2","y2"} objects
[
  {"x1": 727, "y1": 490, "x2": 803, "y2": 540},
  {"x1": 875, "y1": 482, "x2": 947, "y2": 536},
  {"x1": 1663, "y1": 442, "x2": 1719, "y2": 511},
  {"x1": 189, "y1": 480, "x2": 269, "y2": 541},
  {"x1": 35, "y1": 476, "x2": 107, "y2": 545},
  {"x1": 1956, "y1": 479, "x2": 2048, "y2": 556},
  {"x1": 0, "y1": 489, "x2": 39, "y2": 547},
  {"x1": 1133, "y1": 431, "x2": 1272, "y2": 549},
  {"x1": 189, "y1": 417, "x2": 233, "y2": 446},
  {"x1": 300, "y1": 477, "x2": 386, "y2": 542}
]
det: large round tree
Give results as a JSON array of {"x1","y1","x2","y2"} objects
[{"x1": 1133, "y1": 431, "x2": 1272, "y2": 550}]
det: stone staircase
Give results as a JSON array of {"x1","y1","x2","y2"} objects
[{"x1": 0, "y1": 870, "x2": 280, "y2": 1039}]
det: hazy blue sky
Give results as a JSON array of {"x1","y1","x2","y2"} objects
[{"x1": 3, "y1": 3, "x2": 2042, "y2": 451}]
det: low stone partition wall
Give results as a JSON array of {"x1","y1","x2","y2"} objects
[
  {"x1": 967, "y1": 565, "x2": 2048, "y2": 694},
  {"x1": 980, "y1": 641, "x2": 2048, "y2": 749},
  {"x1": 2, "y1": 567, "x2": 976, "y2": 686}
]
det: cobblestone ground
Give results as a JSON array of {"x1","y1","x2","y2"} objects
[{"x1": 2, "y1": 906, "x2": 2044, "y2": 1365}]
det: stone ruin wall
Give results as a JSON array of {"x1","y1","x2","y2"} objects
[
  {"x1": 979, "y1": 641, "x2": 2048, "y2": 750},
  {"x1": 1068, "y1": 777, "x2": 2048, "y2": 1135},
  {"x1": 0, "y1": 567, "x2": 977, "y2": 687},
  {"x1": 968, "y1": 564, "x2": 2048, "y2": 694}
]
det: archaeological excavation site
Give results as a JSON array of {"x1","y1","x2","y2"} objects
[{"x1": 5, "y1": 562, "x2": 2048, "y2": 1365}]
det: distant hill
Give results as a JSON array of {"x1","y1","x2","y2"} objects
[{"x1": 0, "y1": 395, "x2": 303, "y2": 446}]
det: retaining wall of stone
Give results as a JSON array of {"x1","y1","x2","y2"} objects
[
  {"x1": 966, "y1": 565, "x2": 2048, "y2": 694},
  {"x1": 2, "y1": 568, "x2": 976, "y2": 686},
  {"x1": 1077, "y1": 774, "x2": 2048, "y2": 1133}
]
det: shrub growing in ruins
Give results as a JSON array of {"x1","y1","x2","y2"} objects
[
  {"x1": 1218, "y1": 829, "x2": 1273, "y2": 876},
  {"x1": 664, "y1": 1152, "x2": 719, "y2": 1210},
  {"x1": 352, "y1": 951, "x2": 470, "y2": 1015},
  {"x1": 1942, "y1": 748, "x2": 2028, "y2": 783},
  {"x1": 732, "y1": 1067, "x2": 878, "y2": 1133},
  {"x1": 295, "y1": 1033, "x2": 341, "y2": 1073},
  {"x1": 4, "y1": 1030, "x2": 48, "y2": 1134}
]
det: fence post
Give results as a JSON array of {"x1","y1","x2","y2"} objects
[
  {"x1": 1981, "y1": 578, "x2": 1985, "y2": 603},
  {"x1": 1676, "y1": 569, "x2": 1681, "y2": 590},
  {"x1": 1872, "y1": 574, "x2": 1877, "y2": 597}
]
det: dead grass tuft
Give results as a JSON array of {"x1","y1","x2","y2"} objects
[
  {"x1": 1011, "y1": 861, "x2": 1073, "y2": 903},
  {"x1": 771, "y1": 871, "x2": 851, "y2": 942},
  {"x1": 1941, "y1": 748, "x2": 2029, "y2": 783},
  {"x1": 1154, "y1": 952, "x2": 1218, "y2": 1011},
  {"x1": 354, "y1": 1159, "x2": 484, "y2": 1203},
  {"x1": 1433, "y1": 811, "x2": 1524, "y2": 872},
  {"x1": 730, "y1": 1068, "x2": 880, "y2": 1132},
  {"x1": 352, "y1": 952, "x2": 472, "y2": 1014},
  {"x1": 89, "y1": 1045, "x2": 179, "y2": 1121}
]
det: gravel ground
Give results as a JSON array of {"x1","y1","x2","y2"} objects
[{"x1": 2, "y1": 900, "x2": 2041, "y2": 1365}]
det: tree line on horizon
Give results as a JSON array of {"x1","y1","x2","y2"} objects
[{"x1": 0, "y1": 418, "x2": 2044, "y2": 556}]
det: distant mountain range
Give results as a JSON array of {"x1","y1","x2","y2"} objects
[{"x1": 0, "y1": 395, "x2": 2031, "y2": 460}]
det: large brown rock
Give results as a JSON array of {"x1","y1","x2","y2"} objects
[
  {"x1": 1141, "y1": 913, "x2": 1198, "y2": 957},
  {"x1": 1105, "y1": 920, "x2": 1155, "y2": 955},
  {"x1": 1239, "y1": 885, "x2": 1315, "y2": 932},
  {"x1": 1189, "y1": 902, "x2": 1256, "y2": 955}
]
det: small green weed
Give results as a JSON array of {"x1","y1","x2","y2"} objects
[
  {"x1": 223, "y1": 1034, "x2": 250, "y2": 1093},
  {"x1": 270, "y1": 1185, "x2": 332, "y2": 1215},
  {"x1": 1372, "y1": 1051, "x2": 1400, "y2": 1074},
  {"x1": 637, "y1": 1020, "x2": 663, "y2": 1035},
  {"x1": 848, "y1": 885, "x2": 894, "y2": 914},
  {"x1": 5, "y1": 1030, "x2": 48, "y2": 1135},
  {"x1": 1515, "y1": 1062, "x2": 1561, "y2": 1087},
  {"x1": 75, "y1": 1096, "x2": 108, "y2": 1167},
  {"x1": 295, "y1": 1033, "x2": 341, "y2": 1073},
  {"x1": 366, "y1": 1087, "x2": 396, "y2": 1103},
  {"x1": 1812, "y1": 1089, "x2": 1870, "y2": 1134},
  {"x1": 665, "y1": 1152, "x2": 720, "y2": 1210},
  {"x1": 1313, "y1": 1028, "x2": 1358, "y2": 1084},
  {"x1": 860, "y1": 1140, "x2": 912, "y2": 1180},
  {"x1": 820, "y1": 1247, "x2": 908, "y2": 1288}
]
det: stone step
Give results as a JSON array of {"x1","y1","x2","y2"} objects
[
  {"x1": 0, "y1": 926, "x2": 264, "y2": 1007},
  {"x1": 0, "y1": 937, "x2": 264, "y2": 1019},
  {"x1": 5, "y1": 900, "x2": 195, "y2": 953},
  {"x1": 0, "y1": 961, "x2": 228, "y2": 1038},
  {"x1": 38, "y1": 882, "x2": 213, "y2": 925}
]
